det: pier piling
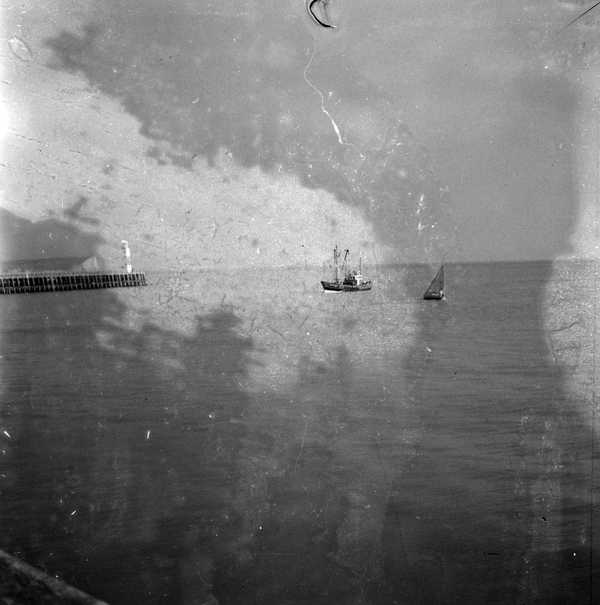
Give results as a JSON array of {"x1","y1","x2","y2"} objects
[{"x1": 0, "y1": 271, "x2": 147, "y2": 294}]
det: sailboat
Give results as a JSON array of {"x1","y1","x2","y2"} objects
[
  {"x1": 423, "y1": 264, "x2": 445, "y2": 300},
  {"x1": 321, "y1": 246, "x2": 372, "y2": 292}
]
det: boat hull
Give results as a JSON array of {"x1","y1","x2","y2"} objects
[
  {"x1": 321, "y1": 280, "x2": 372, "y2": 292},
  {"x1": 423, "y1": 292, "x2": 445, "y2": 300}
]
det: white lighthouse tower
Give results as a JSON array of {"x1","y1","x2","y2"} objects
[{"x1": 121, "y1": 240, "x2": 132, "y2": 274}]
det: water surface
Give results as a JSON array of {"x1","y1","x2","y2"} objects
[{"x1": 0, "y1": 261, "x2": 596, "y2": 603}]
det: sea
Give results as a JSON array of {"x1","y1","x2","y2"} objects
[{"x1": 0, "y1": 260, "x2": 598, "y2": 604}]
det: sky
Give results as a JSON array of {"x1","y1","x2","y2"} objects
[{"x1": 1, "y1": 0, "x2": 599, "y2": 266}]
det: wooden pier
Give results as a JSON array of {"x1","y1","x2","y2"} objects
[{"x1": 0, "y1": 271, "x2": 147, "y2": 294}]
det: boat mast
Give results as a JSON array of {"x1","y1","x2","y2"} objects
[{"x1": 334, "y1": 245, "x2": 339, "y2": 282}]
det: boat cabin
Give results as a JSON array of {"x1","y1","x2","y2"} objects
[{"x1": 343, "y1": 270, "x2": 366, "y2": 286}]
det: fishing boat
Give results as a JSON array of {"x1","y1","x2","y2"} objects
[
  {"x1": 423, "y1": 264, "x2": 445, "y2": 300},
  {"x1": 321, "y1": 246, "x2": 372, "y2": 292}
]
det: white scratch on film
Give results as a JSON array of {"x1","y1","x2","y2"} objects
[{"x1": 303, "y1": 46, "x2": 345, "y2": 145}]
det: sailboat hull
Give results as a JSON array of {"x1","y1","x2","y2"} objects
[{"x1": 321, "y1": 280, "x2": 372, "y2": 292}]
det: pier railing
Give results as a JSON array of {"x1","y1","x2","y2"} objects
[{"x1": 0, "y1": 271, "x2": 147, "y2": 294}]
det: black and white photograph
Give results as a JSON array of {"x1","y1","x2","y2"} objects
[{"x1": 0, "y1": 1, "x2": 598, "y2": 602}]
